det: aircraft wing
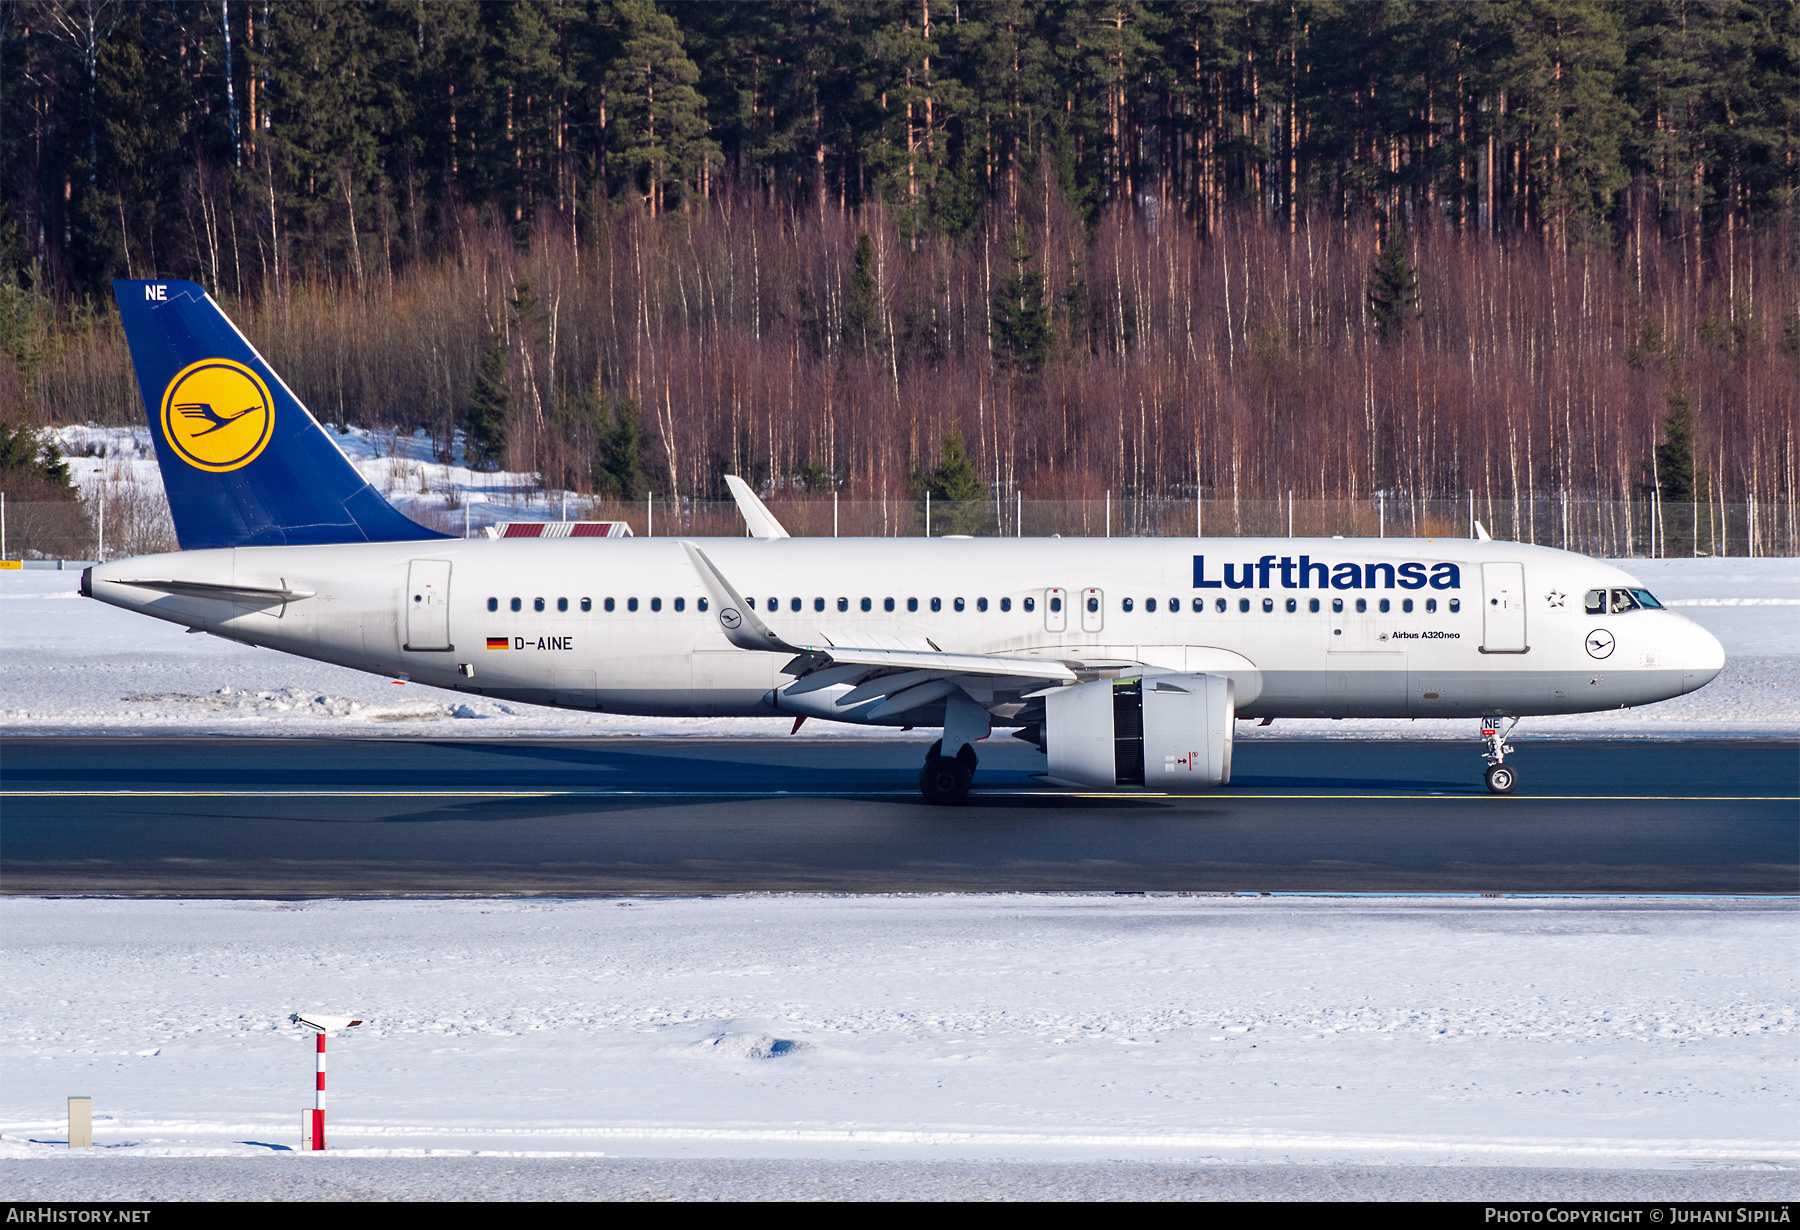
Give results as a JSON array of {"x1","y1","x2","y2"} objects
[{"x1": 678, "y1": 541, "x2": 1076, "y2": 718}]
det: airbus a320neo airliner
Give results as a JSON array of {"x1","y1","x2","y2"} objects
[{"x1": 83, "y1": 279, "x2": 1724, "y2": 801}]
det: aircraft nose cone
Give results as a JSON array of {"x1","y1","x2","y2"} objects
[{"x1": 1680, "y1": 617, "x2": 1725, "y2": 694}]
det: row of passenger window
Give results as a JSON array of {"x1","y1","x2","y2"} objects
[
  {"x1": 487, "y1": 593, "x2": 1461, "y2": 616},
  {"x1": 487, "y1": 596, "x2": 708, "y2": 613},
  {"x1": 751, "y1": 596, "x2": 1023, "y2": 613},
  {"x1": 1133, "y1": 595, "x2": 1459, "y2": 614}
]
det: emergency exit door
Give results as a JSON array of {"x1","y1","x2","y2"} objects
[
  {"x1": 404, "y1": 559, "x2": 453, "y2": 650},
  {"x1": 1480, "y1": 561, "x2": 1527, "y2": 653}
]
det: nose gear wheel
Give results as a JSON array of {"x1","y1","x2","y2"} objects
[{"x1": 1480, "y1": 716, "x2": 1519, "y2": 794}]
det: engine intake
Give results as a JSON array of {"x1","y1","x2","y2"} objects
[{"x1": 1044, "y1": 673, "x2": 1234, "y2": 790}]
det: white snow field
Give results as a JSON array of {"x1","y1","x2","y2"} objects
[
  {"x1": 2, "y1": 554, "x2": 1794, "y2": 739},
  {"x1": 4, "y1": 440, "x2": 1796, "y2": 1198},
  {"x1": 53, "y1": 423, "x2": 574, "y2": 543},
  {"x1": 0, "y1": 895, "x2": 1794, "y2": 1201}
]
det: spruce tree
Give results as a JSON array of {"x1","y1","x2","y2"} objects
[
  {"x1": 991, "y1": 219, "x2": 1051, "y2": 370},
  {"x1": 842, "y1": 232, "x2": 881, "y2": 354},
  {"x1": 594, "y1": 390, "x2": 646, "y2": 500},
  {"x1": 1654, "y1": 388, "x2": 1697, "y2": 503},
  {"x1": 915, "y1": 431, "x2": 989, "y2": 535},
  {"x1": 0, "y1": 420, "x2": 77, "y2": 498},
  {"x1": 464, "y1": 331, "x2": 511, "y2": 472},
  {"x1": 1367, "y1": 228, "x2": 1421, "y2": 344}
]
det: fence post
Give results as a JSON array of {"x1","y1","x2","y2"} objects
[
  {"x1": 1105, "y1": 491, "x2": 1111, "y2": 538},
  {"x1": 1288, "y1": 490, "x2": 1293, "y2": 538},
  {"x1": 833, "y1": 491, "x2": 838, "y2": 538},
  {"x1": 925, "y1": 491, "x2": 931, "y2": 537},
  {"x1": 1468, "y1": 490, "x2": 1474, "y2": 539},
  {"x1": 97, "y1": 483, "x2": 105, "y2": 562},
  {"x1": 1016, "y1": 490, "x2": 1022, "y2": 538},
  {"x1": 1561, "y1": 489, "x2": 1568, "y2": 551},
  {"x1": 647, "y1": 493, "x2": 653, "y2": 538},
  {"x1": 1378, "y1": 491, "x2": 1385, "y2": 539}
]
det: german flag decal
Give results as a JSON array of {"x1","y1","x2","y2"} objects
[{"x1": 486, "y1": 636, "x2": 508, "y2": 650}]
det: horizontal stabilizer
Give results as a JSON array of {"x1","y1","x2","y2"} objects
[{"x1": 114, "y1": 578, "x2": 315, "y2": 603}]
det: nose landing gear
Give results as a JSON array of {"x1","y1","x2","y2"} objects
[
  {"x1": 920, "y1": 739, "x2": 979, "y2": 805},
  {"x1": 1480, "y1": 717, "x2": 1519, "y2": 794}
]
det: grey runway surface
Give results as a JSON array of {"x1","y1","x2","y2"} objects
[
  {"x1": 3, "y1": 1157, "x2": 1795, "y2": 1203},
  {"x1": 2, "y1": 736, "x2": 1794, "y2": 895}
]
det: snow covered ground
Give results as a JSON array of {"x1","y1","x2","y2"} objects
[
  {"x1": 3, "y1": 455, "x2": 1795, "y2": 1197},
  {"x1": 0, "y1": 895, "x2": 1793, "y2": 1179},
  {"x1": 2, "y1": 556, "x2": 1794, "y2": 739},
  {"x1": 54, "y1": 423, "x2": 578, "y2": 542}
]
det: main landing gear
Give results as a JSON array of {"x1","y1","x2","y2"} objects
[
  {"x1": 1481, "y1": 716, "x2": 1520, "y2": 794},
  {"x1": 920, "y1": 739, "x2": 979, "y2": 805}
]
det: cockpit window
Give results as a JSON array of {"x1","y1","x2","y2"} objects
[
  {"x1": 1609, "y1": 588, "x2": 1641, "y2": 614},
  {"x1": 1629, "y1": 588, "x2": 1663, "y2": 610},
  {"x1": 1584, "y1": 589, "x2": 1606, "y2": 615}
]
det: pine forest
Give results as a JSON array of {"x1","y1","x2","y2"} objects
[{"x1": 4, "y1": 0, "x2": 1798, "y2": 539}]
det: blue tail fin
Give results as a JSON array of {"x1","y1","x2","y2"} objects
[{"x1": 113, "y1": 279, "x2": 447, "y2": 550}]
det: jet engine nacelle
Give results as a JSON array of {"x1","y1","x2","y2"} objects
[{"x1": 1044, "y1": 673, "x2": 1234, "y2": 790}]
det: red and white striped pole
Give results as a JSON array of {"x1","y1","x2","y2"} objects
[
  {"x1": 313, "y1": 1031, "x2": 327, "y2": 1150},
  {"x1": 290, "y1": 1014, "x2": 361, "y2": 1152}
]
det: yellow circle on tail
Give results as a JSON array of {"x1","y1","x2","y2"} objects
[{"x1": 159, "y1": 359, "x2": 275, "y2": 472}]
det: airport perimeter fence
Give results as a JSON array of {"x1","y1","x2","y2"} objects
[
  {"x1": 4, "y1": 490, "x2": 1795, "y2": 562},
  {"x1": 502, "y1": 492, "x2": 1800, "y2": 560}
]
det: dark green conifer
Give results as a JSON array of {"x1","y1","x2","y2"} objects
[
  {"x1": 1368, "y1": 228, "x2": 1421, "y2": 344},
  {"x1": 464, "y1": 331, "x2": 511, "y2": 472},
  {"x1": 594, "y1": 388, "x2": 646, "y2": 501},
  {"x1": 0, "y1": 420, "x2": 76, "y2": 496},
  {"x1": 914, "y1": 432, "x2": 988, "y2": 535},
  {"x1": 1654, "y1": 388, "x2": 1697, "y2": 504},
  {"x1": 843, "y1": 233, "x2": 881, "y2": 355},
  {"x1": 991, "y1": 219, "x2": 1050, "y2": 371}
]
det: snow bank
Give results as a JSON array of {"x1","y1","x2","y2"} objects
[
  {"x1": 0, "y1": 895, "x2": 1792, "y2": 1168},
  {"x1": 2, "y1": 1156, "x2": 1793, "y2": 1202},
  {"x1": 54, "y1": 423, "x2": 588, "y2": 540},
  {"x1": 2, "y1": 557, "x2": 1794, "y2": 738}
]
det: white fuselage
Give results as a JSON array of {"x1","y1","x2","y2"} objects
[{"x1": 87, "y1": 535, "x2": 1724, "y2": 723}]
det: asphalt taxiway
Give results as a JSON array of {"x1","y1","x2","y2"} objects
[{"x1": 1, "y1": 736, "x2": 1793, "y2": 895}]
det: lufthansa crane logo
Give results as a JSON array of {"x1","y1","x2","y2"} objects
[
  {"x1": 719, "y1": 607, "x2": 743, "y2": 631},
  {"x1": 1585, "y1": 628, "x2": 1616, "y2": 659},
  {"x1": 159, "y1": 358, "x2": 275, "y2": 472}
]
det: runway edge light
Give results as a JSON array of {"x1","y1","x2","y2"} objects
[{"x1": 290, "y1": 1013, "x2": 363, "y2": 1150}]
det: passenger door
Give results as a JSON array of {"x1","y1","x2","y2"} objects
[
  {"x1": 404, "y1": 559, "x2": 453, "y2": 651},
  {"x1": 1480, "y1": 562, "x2": 1528, "y2": 653}
]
